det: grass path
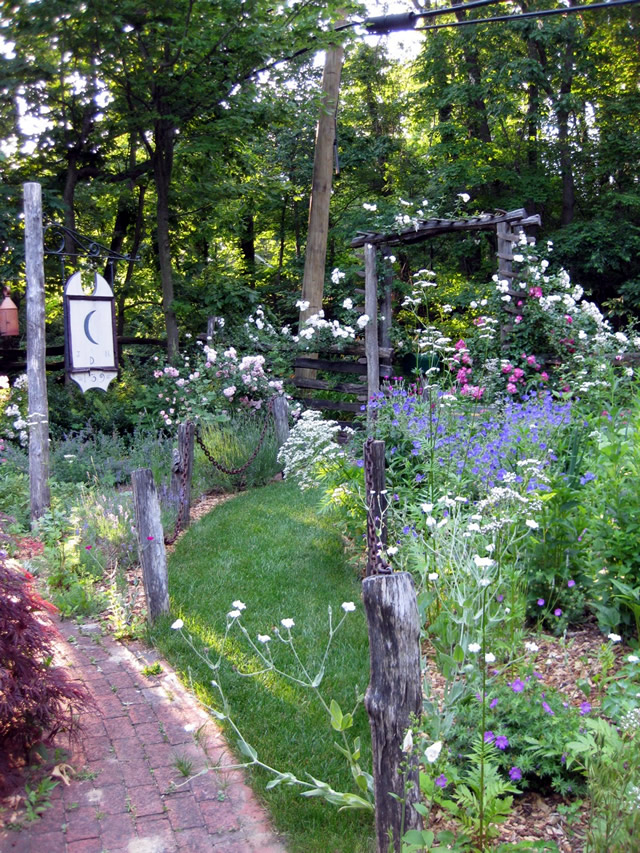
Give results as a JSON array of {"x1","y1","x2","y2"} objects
[{"x1": 150, "y1": 480, "x2": 375, "y2": 853}]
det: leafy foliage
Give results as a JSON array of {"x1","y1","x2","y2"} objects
[{"x1": 0, "y1": 562, "x2": 91, "y2": 786}]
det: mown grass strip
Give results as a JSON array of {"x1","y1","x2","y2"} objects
[{"x1": 150, "y1": 480, "x2": 374, "y2": 852}]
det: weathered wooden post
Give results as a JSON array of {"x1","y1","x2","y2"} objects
[
  {"x1": 132, "y1": 468, "x2": 169, "y2": 623},
  {"x1": 363, "y1": 573, "x2": 422, "y2": 853},
  {"x1": 364, "y1": 243, "x2": 380, "y2": 423},
  {"x1": 207, "y1": 316, "x2": 223, "y2": 340},
  {"x1": 363, "y1": 437, "x2": 422, "y2": 852},
  {"x1": 272, "y1": 395, "x2": 290, "y2": 449},
  {"x1": 169, "y1": 422, "x2": 195, "y2": 531},
  {"x1": 364, "y1": 437, "x2": 387, "y2": 577},
  {"x1": 24, "y1": 182, "x2": 51, "y2": 525}
]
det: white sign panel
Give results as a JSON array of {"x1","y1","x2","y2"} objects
[{"x1": 64, "y1": 271, "x2": 118, "y2": 393}]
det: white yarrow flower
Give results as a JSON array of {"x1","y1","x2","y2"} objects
[
  {"x1": 232, "y1": 600, "x2": 246, "y2": 611},
  {"x1": 525, "y1": 641, "x2": 539, "y2": 653},
  {"x1": 228, "y1": 609, "x2": 242, "y2": 619},
  {"x1": 485, "y1": 653, "x2": 496, "y2": 663},
  {"x1": 257, "y1": 634, "x2": 271, "y2": 644},
  {"x1": 608, "y1": 633, "x2": 622, "y2": 643},
  {"x1": 341, "y1": 602, "x2": 356, "y2": 612},
  {"x1": 428, "y1": 573, "x2": 439, "y2": 581},
  {"x1": 171, "y1": 618, "x2": 184, "y2": 630},
  {"x1": 525, "y1": 519, "x2": 539, "y2": 529},
  {"x1": 468, "y1": 643, "x2": 481, "y2": 653},
  {"x1": 281, "y1": 618, "x2": 295, "y2": 629}
]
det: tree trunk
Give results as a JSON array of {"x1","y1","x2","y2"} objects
[{"x1": 154, "y1": 116, "x2": 179, "y2": 360}]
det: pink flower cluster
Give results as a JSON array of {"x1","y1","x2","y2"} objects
[
  {"x1": 502, "y1": 353, "x2": 549, "y2": 394},
  {"x1": 452, "y1": 340, "x2": 485, "y2": 400}
]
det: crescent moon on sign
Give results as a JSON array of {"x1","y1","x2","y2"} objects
[{"x1": 84, "y1": 310, "x2": 99, "y2": 345}]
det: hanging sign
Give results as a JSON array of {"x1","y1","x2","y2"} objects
[{"x1": 63, "y1": 270, "x2": 118, "y2": 393}]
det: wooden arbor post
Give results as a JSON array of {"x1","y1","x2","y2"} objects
[
  {"x1": 364, "y1": 243, "x2": 380, "y2": 419},
  {"x1": 24, "y1": 182, "x2": 51, "y2": 525}
]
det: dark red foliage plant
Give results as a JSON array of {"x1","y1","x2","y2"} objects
[{"x1": 0, "y1": 559, "x2": 92, "y2": 790}]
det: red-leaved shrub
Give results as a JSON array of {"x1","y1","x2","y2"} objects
[{"x1": 0, "y1": 559, "x2": 91, "y2": 785}]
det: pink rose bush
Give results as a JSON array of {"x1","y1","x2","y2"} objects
[{"x1": 153, "y1": 341, "x2": 285, "y2": 430}]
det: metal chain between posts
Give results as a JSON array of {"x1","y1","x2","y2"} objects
[
  {"x1": 164, "y1": 401, "x2": 274, "y2": 545},
  {"x1": 194, "y1": 397, "x2": 274, "y2": 476}
]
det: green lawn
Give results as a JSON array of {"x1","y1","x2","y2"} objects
[{"x1": 150, "y1": 480, "x2": 375, "y2": 852}]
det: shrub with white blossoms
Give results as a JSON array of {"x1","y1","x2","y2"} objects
[
  {"x1": 277, "y1": 410, "x2": 351, "y2": 490},
  {"x1": 152, "y1": 341, "x2": 284, "y2": 431},
  {"x1": 0, "y1": 373, "x2": 28, "y2": 447}
]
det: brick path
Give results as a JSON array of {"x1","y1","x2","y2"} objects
[{"x1": 0, "y1": 618, "x2": 288, "y2": 853}]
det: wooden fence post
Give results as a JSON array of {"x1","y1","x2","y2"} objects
[
  {"x1": 169, "y1": 422, "x2": 195, "y2": 531},
  {"x1": 364, "y1": 438, "x2": 387, "y2": 577},
  {"x1": 272, "y1": 395, "x2": 289, "y2": 449},
  {"x1": 363, "y1": 572, "x2": 422, "y2": 853},
  {"x1": 132, "y1": 468, "x2": 169, "y2": 623},
  {"x1": 24, "y1": 182, "x2": 50, "y2": 525}
]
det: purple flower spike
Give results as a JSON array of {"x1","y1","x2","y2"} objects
[
  {"x1": 509, "y1": 767, "x2": 522, "y2": 782},
  {"x1": 435, "y1": 774, "x2": 448, "y2": 788},
  {"x1": 489, "y1": 698, "x2": 499, "y2": 710},
  {"x1": 542, "y1": 701, "x2": 555, "y2": 716}
]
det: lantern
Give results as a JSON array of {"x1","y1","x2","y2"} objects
[{"x1": 0, "y1": 289, "x2": 19, "y2": 336}]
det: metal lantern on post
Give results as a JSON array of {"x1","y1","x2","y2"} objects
[{"x1": 0, "y1": 287, "x2": 19, "y2": 337}]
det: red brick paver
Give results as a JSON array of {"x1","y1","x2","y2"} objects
[{"x1": 0, "y1": 618, "x2": 288, "y2": 852}]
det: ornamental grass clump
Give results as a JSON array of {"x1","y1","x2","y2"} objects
[{"x1": 0, "y1": 561, "x2": 91, "y2": 791}]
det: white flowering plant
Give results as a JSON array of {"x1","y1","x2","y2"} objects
[
  {"x1": 169, "y1": 601, "x2": 374, "y2": 812},
  {"x1": 0, "y1": 373, "x2": 28, "y2": 448}
]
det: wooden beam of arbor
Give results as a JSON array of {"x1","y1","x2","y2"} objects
[{"x1": 351, "y1": 209, "x2": 541, "y2": 248}]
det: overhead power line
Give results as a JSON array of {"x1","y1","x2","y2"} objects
[{"x1": 414, "y1": 0, "x2": 640, "y2": 33}]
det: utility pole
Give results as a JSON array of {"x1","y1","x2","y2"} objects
[{"x1": 296, "y1": 37, "x2": 344, "y2": 380}]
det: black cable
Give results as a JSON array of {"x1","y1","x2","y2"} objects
[{"x1": 416, "y1": 0, "x2": 640, "y2": 32}]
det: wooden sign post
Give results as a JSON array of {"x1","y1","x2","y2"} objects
[{"x1": 24, "y1": 182, "x2": 51, "y2": 524}]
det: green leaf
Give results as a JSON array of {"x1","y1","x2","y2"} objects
[
  {"x1": 453, "y1": 643, "x2": 464, "y2": 664},
  {"x1": 237, "y1": 740, "x2": 258, "y2": 762},
  {"x1": 329, "y1": 698, "x2": 343, "y2": 731},
  {"x1": 403, "y1": 829, "x2": 435, "y2": 846}
]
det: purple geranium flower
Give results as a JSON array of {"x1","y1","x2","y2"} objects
[
  {"x1": 435, "y1": 774, "x2": 448, "y2": 788},
  {"x1": 495, "y1": 735, "x2": 509, "y2": 750},
  {"x1": 511, "y1": 678, "x2": 525, "y2": 693},
  {"x1": 568, "y1": 579, "x2": 576, "y2": 588},
  {"x1": 554, "y1": 608, "x2": 562, "y2": 617},
  {"x1": 580, "y1": 701, "x2": 591, "y2": 715},
  {"x1": 484, "y1": 731, "x2": 495, "y2": 744},
  {"x1": 509, "y1": 766, "x2": 522, "y2": 782},
  {"x1": 542, "y1": 701, "x2": 555, "y2": 716},
  {"x1": 537, "y1": 598, "x2": 545, "y2": 606}
]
